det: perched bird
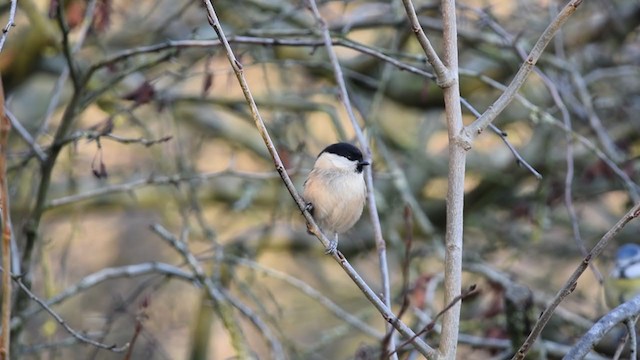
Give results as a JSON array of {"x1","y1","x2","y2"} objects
[
  {"x1": 605, "y1": 243, "x2": 640, "y2": 307},
  {"x1": 303, "y1": 142, "x2": 369, "y2": 253}
]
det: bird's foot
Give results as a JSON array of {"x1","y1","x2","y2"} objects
[{"x1": 324, "y1": 237, "x2": 338, "y2": 255}]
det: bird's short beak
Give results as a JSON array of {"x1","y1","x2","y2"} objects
[{"x1": 359, "y1": 160, "x2": 370, "y2": 167}]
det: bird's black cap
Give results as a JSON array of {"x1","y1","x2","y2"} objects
[{"x1": 320, "y1": 142, "x2": 370, "y2": 172}]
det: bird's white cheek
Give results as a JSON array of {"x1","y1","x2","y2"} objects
[{"x1": 624, "y1": 262, "x2": 640, "y2": 278}]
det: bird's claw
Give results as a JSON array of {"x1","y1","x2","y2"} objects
[
  {"x1": 324, "y1": 239, "x2": 338, "y2": 255},
  {"x1": 304, "y1": 202, "x2": 313, "y2": 213}
]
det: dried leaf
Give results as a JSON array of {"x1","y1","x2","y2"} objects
[
  {"x1": 66, "y1": 1, "x2": 85, "y2": 29},
  {"x1": 121, "y1": 81, "x2": 156, "y2": 105}
]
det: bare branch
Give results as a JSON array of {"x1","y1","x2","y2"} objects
[
  {"x1": 514, "y1": 202, "x2": 640, "y2": 359},
  {"x1": 0, "y1": 0, "x2": 17, "y2": 53},
  {"x1": 438, "y1": 0, "x2": 466, "y2": 357},
  {"x1": 38, "y1": 0, "x2": 98, "y2": 135},
  {"x1": 150, "y1": 223, "x2": 250, "y2": 358},
  {"x1": 400, "y1": 0, "x2": 453, "y2": 87},
  {"x1": 11, "y1": 262, "x2": 194, "y2": 331},
  {"x1": 12, "y1": 276, "x2": 130, "y2": 353},
  {"x1": 46, "y1": 169, "x2": 280, "y2": 209},
  {"x1": 458, "y1": 67, "x2": 640, "y2": 201},
  {"x1": 568, "y1": 68, "x2": 623, "y2": 162},
  {"x1": 88, "y1": 36, "x2": 434, "y2": 86},
  {"x1": 459, "y1": 97, "x2": 543, "y2": 180},
  {"x1": 199, "y1": 1, "x2": 436, "y2": 356},
  {"x1": 565, "y1": 295, "x2": 640, "y2": 359},
  {"x1": 4, "y1": 109, "x2": 47, "y2": 162},
  {"x1": 461, "y1": 0, "x2": 584, "y2": 147},
  {"x1": 234, "y1": 257, "x2": 383, "y2": 339},
  {"x1": 220, "y1": 289, "x2": 285, "y2": 360}
]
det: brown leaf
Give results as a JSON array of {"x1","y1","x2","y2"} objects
[
  {"x1": 66, "y1": 1, "x2": 86, "y2": 29},
  {"x1": 408, "y1": 275, "x2": 433, "y2": 309},
  {"x1": 99, "y1": 161, "x2": 108, "y2": 178},
  {"x1": 121, "y1": 81, "x2": 156, "y2": 105}
]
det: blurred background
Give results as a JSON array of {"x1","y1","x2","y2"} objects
[{"x1": 1, "y1": 0, "x2": 640, "y2": 358}]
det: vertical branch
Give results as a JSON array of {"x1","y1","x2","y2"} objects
[
  {"x1": 303, "y1": 0, "x2": 396, "y2": 356},
  {"x1": 439, "y1": 0, "x2": 466, "y2": 358},
  {"x1": 38, "y1": 0, "x2": 98, "y2": 135},
  {"x1": 0, "y1": 76, "x2": 12, "y2": 360},
  {"x1": 15, "y1": 0, "x2": 88, "y2": 330},
  {"x1": 401, "y1": 0, "x2": 466, "y2": 357}
]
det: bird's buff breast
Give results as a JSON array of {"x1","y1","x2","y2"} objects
[{"x1": 303, "y1": 171, "x2": 366, "y2": 234}]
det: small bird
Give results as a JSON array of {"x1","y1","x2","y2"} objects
[
  {"x1": 303, "y1": 142, "x2": 370, "y2": 254},
  {"x1": 605, "y1": 243, "x2": 640, "y2": 307}
]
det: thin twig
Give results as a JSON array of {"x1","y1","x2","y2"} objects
[
  {"x1": 17, "y1": 1, "x2": 93, "y2": 327},
  {"x1": 221, "y1": 289, "x2": 286, "y2": 360},
  {"x1": 377, "y1": 140, "x2": 437, "y2": 234},
  {"x1": 400, "y1": 0, "x2": 452, "y2": 86},
  {"x1": 625, "y1": 316, "x2": 638, "y2": 360},
  {"x1": 199, "y1": 1, "x2": 436, "y2": 357},
  {"x1": 46, "y1": 168, "x2": 280, "y2": 209},
  {"x1": 54, "y1": 0, "x2": 81, "y2": 90},
  {"x1": 233, "y1": 257, "x2": 383, "y2": 339},
  {"x1": 4, "y1": 109, "x2": 47, "y2": 162},
  {"x1": 514, "y1": 202, "x2": 640, "y2": 359},
  {"x1": 87, "y1": 36, "x2": 434, "y2": 86},
  {"x1": 11, "y1": 262, "x2": 194, "y2": 330},
  {"x1": 11, "y1": 275, "x2": 129, "y2": 352},
  {"x1": 0, "y1": 0, "x2": 17, "y2": 53},
  {"x1": 469, "y1": 5, "x2": 601, "y2": 279},
  {"x1": 382, "y1": 206, "x2": 415, "y2": 356},
  {"x1": 461, "y1": 0, "x2": 584, "y2": 147},
  {"x1": 303, "y1": 0, "x2": 398, "y2": 356},
  {"x1": 0, "y1": 70, "x2": 12, "y2": 360},
  {"x1": 570, "y1": 69, "x2": 623, "y2": 163},
  {"x1": 389, "y1": 285, "x2": 478, "y2": 357},
  {"x1": 99, "y1": 133, "x2": 173, "y2": 147},
  {"x1": 458, "y1": 66, "x2": 640, "y2": 201},
  {"x1": 15, "y1": 331, "x2": 106, "y2": 355},
  {"x1": 150, "y1": 223, "x2": 250, "y2": 358},
  {"x1": 38, "y1": 0, "x2": 99, "y2": 135},
  {"x1": 459, "y1": 97, "x2": 542, "y2": 179},
  {"x1": 552, "y1": 49, "x2": 604, "y2": 284}
]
